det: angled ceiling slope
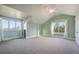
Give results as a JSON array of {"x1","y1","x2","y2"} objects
[{"x1": 4, "y1": 4, "x2": 79, "y2": 24}]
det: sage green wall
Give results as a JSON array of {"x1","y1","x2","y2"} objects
[
  {"x1": 26, "y1": 21, "x2": 39, "y2": 37},
  {"x1": 40, "y1": 14, "x2": 75, "y2": 39}
]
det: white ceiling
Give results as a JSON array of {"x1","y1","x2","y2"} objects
[{"x1": 4, "y1": 4, "x2": 79, "y2": 24}]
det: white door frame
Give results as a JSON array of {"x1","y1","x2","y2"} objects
[{"x1": 75, "y1": 15, "x2": 79, "y2": 45}]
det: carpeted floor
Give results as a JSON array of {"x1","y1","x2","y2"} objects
[{"x1": 0, "y1": 37, "x2": 79, "y2": 54}]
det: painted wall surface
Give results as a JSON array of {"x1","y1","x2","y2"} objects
[
  {"x1": 26, "y1": 21, "x2": 40, "y2": 38},
  {"x1": 40, "y1": 14, "x2": 75, "y2": 39},
  {"x1": 0, "y1": 20, "x2": 1, "y2": 41}
]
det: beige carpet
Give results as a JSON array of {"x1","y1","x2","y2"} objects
[{"x1": 0, "y1": 37, "x2": 79, "y2": 54}]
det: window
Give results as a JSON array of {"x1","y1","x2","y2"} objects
[
  {"x1": 15, "y1": 21, "x2": 21, "y2": 30},
  {"x1": 2, "y1": 20, "x2": 9, "y2": 29},
  {"x1": 54, "y1": 22, "x2": 65, "y2": 33},
  {"x1": 9, "y1": 20, "x2": 15, "y2": 29}
]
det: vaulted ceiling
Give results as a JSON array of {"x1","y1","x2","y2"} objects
[{"x1": 5, "y1": 4, "x2": 79, "y2": 24}]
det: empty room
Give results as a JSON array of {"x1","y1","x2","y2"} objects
[{"x1": 0, "y1": 4, "x2": 79, "y2": 54}]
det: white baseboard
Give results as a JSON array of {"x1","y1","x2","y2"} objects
[{"x1": 64, "y1": 37, "x2": 75, "y2": 40}]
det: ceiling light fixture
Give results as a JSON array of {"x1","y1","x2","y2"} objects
[
  {"x1": 49, "y1": 9, "x2": 55, "y2": 13},
  {"x1": 43, "y1": 4, "x2": 56, "y2": 13}
]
